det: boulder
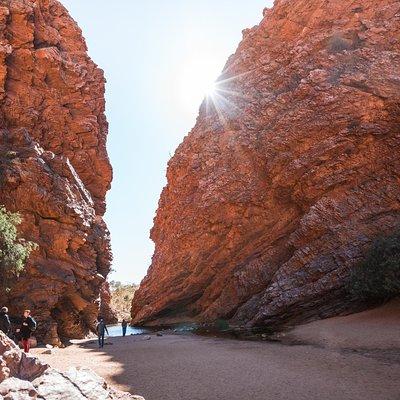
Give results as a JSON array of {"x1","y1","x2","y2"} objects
[
  {"x1": 43, "y1": 324, "x2": 62, "y2": 348},
  {"x1": 0, "y1": 378, "x2": 37, "y2": 399}
]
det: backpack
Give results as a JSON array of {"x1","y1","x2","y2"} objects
[
  {"x1": 27, "y1": 317, "x2": 37, "y2": 332},
  {"x1": 0, "y1": 313, "x2": 10, "y2": 333}
]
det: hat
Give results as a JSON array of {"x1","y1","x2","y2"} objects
[{"x1": 1, "y1": 307, "x2": 8, "y2": 313}]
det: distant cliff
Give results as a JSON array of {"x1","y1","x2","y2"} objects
[
  {"x1": 132, "y1": 0, "x2": 400, "y2": 328},
  {"x1": 0, "y1": 0, "x2": 114, "y2": 338}
]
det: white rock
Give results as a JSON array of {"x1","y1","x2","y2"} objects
[
  {"x1": 65, "y1": 367, "x2": 110, "y2": 400},
  {"x1": 0, "y1": 377, "x2": 37, "y2": 399},
  {"x1": 33, "y1": 368, "x2": 87, "y2": 400}
]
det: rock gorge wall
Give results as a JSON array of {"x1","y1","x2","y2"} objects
[
  {"x1": 132, "y1": 0, "x2": 400, "y2": 328},
  {"x1": 0, "y1": 0, "x2": 114, "y2": 338},
  {"x1": 100, "y1": 281, "x2": 118, "y2": 324}
]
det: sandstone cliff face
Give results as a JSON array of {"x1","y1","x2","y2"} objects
[
  {"x1": 0, "y1": 0, "x2": 113, "y2": 338},
  {"x1": 100, "y1": 281, "x2": 118, "y2": 324},
  {"x1": 132, "y1": 0, "x2": 400, "y2": 328}
]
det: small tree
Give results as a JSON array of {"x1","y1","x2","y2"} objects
[
  {"x1": 0, "y1": 206, "x2": 37, "y2": 292},
  {"x1": 348, "y1": 230, "x2": 400, "y2": 301}
]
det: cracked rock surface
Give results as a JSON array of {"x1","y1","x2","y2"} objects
[
  {"x1": 132, "y1": 0, "x2": 400, "y2": 328},
  {"x1": 0, "y1": 0, "x2": 115, "y2": 339}
]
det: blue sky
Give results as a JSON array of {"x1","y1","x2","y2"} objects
[{"x1": 61, "y1": 0, "x2": 273, "y2": 283}]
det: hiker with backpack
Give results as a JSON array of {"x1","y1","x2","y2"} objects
[
  {"x1": 15, "y1": 309, "x2": 37, "y2": 353},
  {"x1": 0, "y1": 307, "x2": 11, "y2": 336},
  {"x1": 96, "y1": 317, "x2": 109, "y2": 348}
]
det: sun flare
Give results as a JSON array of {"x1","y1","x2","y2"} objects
[
  {"x1": 177, "y1": 53, "x2": 222, "y2": 114},
  {"x1": 204, "y1": 80, "x2": 218, "y2": 97}
]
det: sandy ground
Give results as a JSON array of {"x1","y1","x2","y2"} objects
[
  {"x1": 32, "y1": 332, "x2": 400, "y2": 400},
  {"x1": 284, "y1": 299, "x2": 400, "y2": 350}
]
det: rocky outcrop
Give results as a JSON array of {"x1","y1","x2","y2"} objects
[
  {"x1": 132, "y1": 0, "x2": 400, "y2": 329},
  {"x1": 0, "y1": 0, "x2": 112, "y2": 339},
  {"x1": 0, "y1": 331, "x2": 145, "y2": 399},
  {"x1": 100, "y1": 282, "x2": 118, "y2": 324}
]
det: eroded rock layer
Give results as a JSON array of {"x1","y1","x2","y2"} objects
[
  {"x1": 0, "y1": 0, "x2": 113, "y2": 338},
  {"x1": 132, "y1": 0, "x2": 400, "y2": 328}
]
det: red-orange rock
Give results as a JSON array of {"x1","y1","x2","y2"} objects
[
  {"x1": 0, "y1": 0, "x2": 112, "y2": 339},
  {"x1": 132, "y1": 0, "x2": 400, "y2": 328},
  {"x1": 100, "y1": 281, "x2": 118, "y2": 324}
]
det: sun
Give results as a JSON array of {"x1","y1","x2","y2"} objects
[
  {"x1": 176, "y1": 53, "x2": 222, "y2": 115},
  {"x1": 204, "y1": 80, "x2": 218, "y2": 97}
]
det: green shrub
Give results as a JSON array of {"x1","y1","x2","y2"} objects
[
  {"x1": 0, "y1": 206, "x2": 37, "y2": 291},
  {"x1": 348, "y1": 230, "x2": 400, "y2": 301},
  {"x1": 327, "y1": 34, "x2": 352, "y2": 53},
  {"x1": 214, "y1": 319, "x2": 230, "y2": 331}
]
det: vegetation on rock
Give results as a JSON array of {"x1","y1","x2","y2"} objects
[
  {"x1": 110, "y1": 281, "x2": 138, "y2": 321},
  {"x1": 0, "y1": 206, "x2": 36, "y2": 291},
  {"x1": 348, "y1": 231, "x2": 400, "y2": 302}
]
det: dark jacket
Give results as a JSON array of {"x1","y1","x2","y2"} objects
[
  {"x1": 0, "y1": 311, "x2": 10, "y2": 335},
  {"x1": 20, "y1": 316, "x2": 36, "y2": 340},
  {"x1": 96, "y1": 320, "x2": 109, "y2": 336}
]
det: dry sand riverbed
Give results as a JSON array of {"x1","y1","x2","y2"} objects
[
  {"x1": 32, "y1": 300, "x2": 400, "y2": 400},
  {"x1": 32, "y1": 329, "x2": 400, "y2": 400}
]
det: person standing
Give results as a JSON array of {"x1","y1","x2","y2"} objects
[
  {"x1": 16, "y1": 310, "x2": 36, "y2": 353},
  {"x1": 121, "y1": 319, "x2": 128, "y2": 337},
  {"x1": 0, "y1": 307, "x2": 11, "y2": 336},
  {"x1": 96, "y1": 317, "x2": 109, "y2": 348}
]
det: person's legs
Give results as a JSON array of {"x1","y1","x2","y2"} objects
[
  {"x1": 100, "y1": 333, "x2": 105, "y2": 347},
  {"x1": 22, "y1": 339, "x2": 30, "y2": 353},
  {"x1": 98, "y1": 335, "x2": 101, "y2": 348},
  {"x1": 123, "y1": 327, "x2": 126, "y2": 337}
]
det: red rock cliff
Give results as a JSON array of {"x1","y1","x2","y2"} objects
[
  {"x1": 0, "y1": 0, "x2": 113, "y2": 338},
  {"x1": 132, "y1": 0, "x2": 400, "y2": 328}
]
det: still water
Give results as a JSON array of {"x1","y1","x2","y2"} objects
[{"x1": 107, "y1": 324, "x2": 149, "y2": 337}]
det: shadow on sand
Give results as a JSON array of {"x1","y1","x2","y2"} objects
[{"x1": 69, "y1": 333, "x2": 400, "y2": 400}]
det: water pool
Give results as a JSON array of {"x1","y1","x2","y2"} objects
[{"x1": 106, "y1": 324, "x2": 149, "y2": 337}]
